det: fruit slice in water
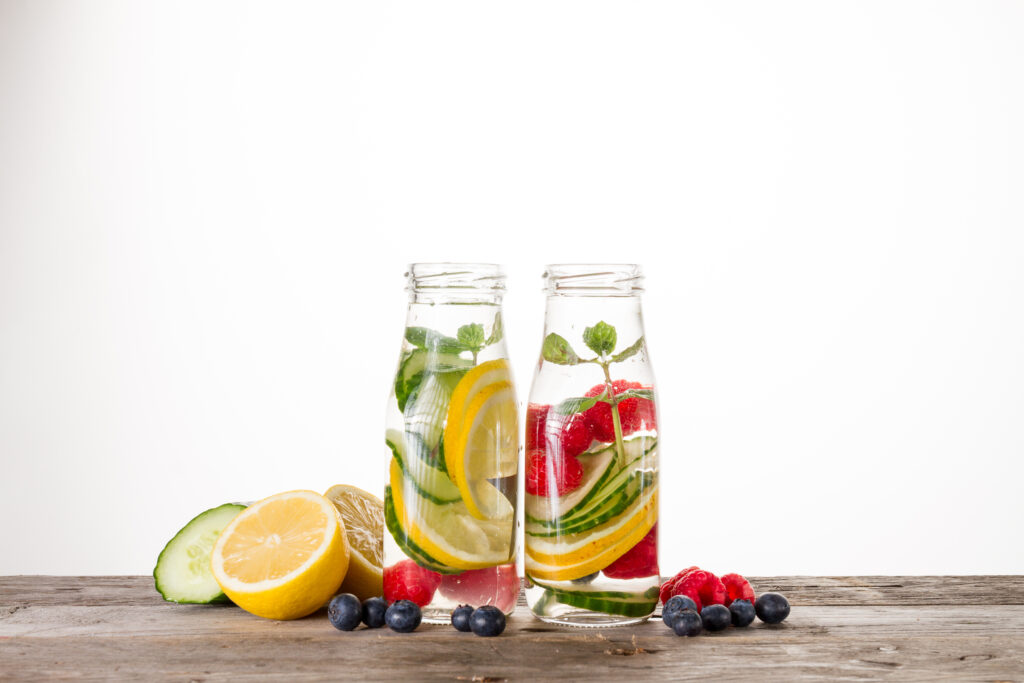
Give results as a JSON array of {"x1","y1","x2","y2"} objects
[
  {"x1": 443, "y1": 361, "x2": 518, "y2": 519},
  {"x1": 324, "y1": 484, "x2": 384, "y2": 601},
  {"x1": 386, "y1": 430, "x2": 461, "y2": 505},
  {"x1": 528, "y1": 576, "x2": 658, "y2": 618},
  {"x1": 524, "y1": 446, "x2": 616, "y2": 522},
  {"x1": 390, "y1": 459, "x2": 513, "y2": 570},
  {"x1": 154, "y1": 503, "x2": 246, "y2": 604},
  {"x1": 211, "y1": 490, "x2": 350, "y2": 620}
]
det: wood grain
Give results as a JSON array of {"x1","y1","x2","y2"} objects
[{"x1": 2, "y1": 576, "x2": 1023, "y2": 681}]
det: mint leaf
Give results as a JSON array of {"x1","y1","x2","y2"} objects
[
  {"x1": 611, "y1": 336, "x2": 644, "y2": 363},
  {"x1": 553, "y1": 395, "x2": 601, "y2": 415},
  {"x1": 542, "y1": 333, "x2": 581, "y2": 365},
  {"x1": 457, "y1": 323, "x2": 485, "y2": 351},
  {"x1": 583, "y1": 321, "x2": 617, "y2": 357},
  {"x1": 405, "y1": 326, "x2": 465, "y2": 354},
  {"x1": 485, "y1": 312, "x2": 504, "y2": 346}
]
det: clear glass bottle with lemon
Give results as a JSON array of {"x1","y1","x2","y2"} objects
[
  {"x1": 384, "y1": 263, "x2": 520, "y2": 623},
  {"x1": 524, "y1": 264, "x2": 660, "y2": 627}
]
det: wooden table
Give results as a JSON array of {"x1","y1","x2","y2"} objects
[{"x1": 2, "y1": 576, "x2": 1022, "y2": 681}]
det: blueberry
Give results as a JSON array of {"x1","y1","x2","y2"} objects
[
  {"x1": 451, "y1": 604, "x2": 474, "y2": 632},
  {"x1": 662, "y1": 595, "x2": 699, "y2": 626},
  {"x1": 729, "y1": 599, "x2": 755, "y2": 627},
  {"x1": 755, "y1": 592, "x2": 790, "y2": 624},
  {"x1": 668, "y1": 609, "x2": 702, "y2": 636},
  {"x1": 384, "y1": 599, "x2": 422, "y2": 633},
  {"x1": 571, "y1": 572, "x2": 599, "y2": 584},
  {"x1": 700, "y1": 604, "x2": 731, "y2": 632},
  {"x1": 469, "y1": 605, "x2": 506, "y2": 637},
  {"x1": 327, "y1": 593, "x2": 362, "y2": 631},
  {"x1": 361, "y1": 596, "x2": 388, "y2": 628}
]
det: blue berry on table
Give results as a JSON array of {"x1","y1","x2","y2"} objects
[
  {"x1": 729, "y1": 599, "x2": 755, "y2": 627},
  {"x1": 469, "y1": 605, "x2": 506, "y2": 637},
  {"x1": 451, "y1": 604, "x2": 474, "y2": 632},
  {"x1": 669, "y1": 609, "x2": 702, "y2": 636},
  {"x1": 662, "y1": 595, "x2": 699, "y2": 626},
  {"x1": 327, "y1": 593, "x2": 362, "y2": 631},
  {"x1": 385, "y1": 599, "x2": 422, "y2": 633},
  {"x1": 361, "y1": 597, "x2": 388, "y2": 628},
  {"x1": 700, "y1": 604, "x2": 731, "y2": 631},
  {"x1": 755, "y1": 592, "x2": 790, "y2": 624}
]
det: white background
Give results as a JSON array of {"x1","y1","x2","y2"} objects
[{"x1": 2, "y1": 1, "x2": 1022, "y2": 576}]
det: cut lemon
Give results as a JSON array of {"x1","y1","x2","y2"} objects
[
  {"x1": 211, "y1": 490, "x2": 349, "y2": 620},
  {"x1": 443, "y1": 359, "x2": 519, "y2": 520},
  {"x1": 390, "y1": 458, "x2": 513, "y2": 570},
  {"x1": 524, "y1": 489, "x2": 657, "y2": 582},
  {"x1": 324, "y1": 484, "x2": 384, "y2": 601}
]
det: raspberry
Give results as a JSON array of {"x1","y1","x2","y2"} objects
[
  {"x1": 439, "y1": 564, "x2": 519, "y2": 613},
  {"x1": 659, "y1": 566, "x2": 698, "y2": 605},
  {"x1": 583, "y1": 380, "x2": 654, "y2": 442},
  {"x1": 603, "y1": 524, "x2": 659, "y2": 579},
  {"x1": 383, "y1": 559, "x2": 442, "y2": 607},
  {"x1": 721, "y1": 573, "x2": 756, "y2": 607},
  {"x1": 675, "y1": 570, "x2": 726, "y2": 611},
  {"x1": 525, "y1": 449, "x2": 584, "y2": 496},
  {"x1": 545, "y1": 412, "x2": 592, "y2": 459},
  {"x1": 525, "y1": 403, "x2": 549, "y2": 452}
]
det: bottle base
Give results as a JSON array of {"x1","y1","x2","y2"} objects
[{"x1": 533, "y1": 610, "x2": 652, "y2": 628}]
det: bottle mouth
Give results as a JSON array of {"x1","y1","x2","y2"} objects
[
  {"x1": 543, "y1": 264, "x2": 644, "y2": 296},
  {"x1": 406, "y1": 263, "x2": 506, "y2": 295}
]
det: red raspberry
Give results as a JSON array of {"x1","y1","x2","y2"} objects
[
  {"x1": 675, "y1": 570, "x2": 726, "y2": 610},
  {"x1": 545, "y1": 412, "x2": 592, "y2": 459},
  {"x1": 383, "y1": 559, "x2": 442, "y2": 607},
  {"x1": 583, "y1": 381, "x2": 654, "y2": 442},
  {"x1": 721, "y1": 573, "x2": 756, "y2": 606},
  {"x1": 525, "y1": 403, "x2": 549, "y2": 452},
  {"x1": 659, "y1": 565, "x2": 700, "y2": 610},
  {"x1": 439, "y1": 564, "x2": 519, "y2": 613},
  {"x1": 603, "y1": 524, "x2": 659, "y2": 579},
  {"x1": 525, "y1": 449, "x2": 584, "y2": 496}
]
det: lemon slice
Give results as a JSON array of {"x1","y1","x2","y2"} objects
[
  {"x1": 390, "y1": 458, "x2": 513, "y2": 569},
  {"x1": 211, "y1": 490, "x2": 350, "y2": 620},
  {"x1": 324, "y1": 484, "x2": 384, "y2": 601},
  {"x1": 443, "y1": 360, "x2": 519, "y2": 520},
  {"x1": 524, "y1": 489, "x2": 657, "y2": 582}
]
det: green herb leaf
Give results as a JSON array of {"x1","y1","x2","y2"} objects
[
  {"x1": 611, "y1": 336, "x2": 645, "y2": 363},
  {"x1": 553, "y1": 395, "x2": 600, "y2": 415},
  {"x1": 457, "y1": 323, "x2": 486, "y2": 351},
  {"x1": 405, "y1": 326, "x2": 466, "y2": 354},
  {"x1": 542, "y1": 333, "x2": 581, "y2": 365},
  {"x1": 485, "y1": 312, "x2": 504, "y2": 346},
  {"x1": 582, "y1": 321, "x2": 617, "y2": 357}
]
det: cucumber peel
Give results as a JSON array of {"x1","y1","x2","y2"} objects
[
  {"x1": 154, "y1": 503, "x2": 246, "y2": 604},
  {"x1": 528, "y1": 576, "x2": 658, "y2": 618}
]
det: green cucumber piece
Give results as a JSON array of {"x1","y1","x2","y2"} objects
[
  {"x1": 383, "y1": 486, "x2": 460, "y2": 574},
  {"x1": 153, "y1": 503, "x2": 246, "y2": 604},
  {"x1": 386, "y1": 431, "x2": 460, "y2": 505},
  {"x1": 527, "y1": 438, "x2": 657, "y2": 528},
  {"x1": 403, "y1": 373, "x2": 451, "y2": 451},
  {"x1": 524, "y1": 446, "x2": 617, "y2": 522},
  {"x1": 394, "y1": 349, "x2": 471, "y2": 412},
  {"x1": 528, "y1": 577, "x2": 658, "y2": 618}
]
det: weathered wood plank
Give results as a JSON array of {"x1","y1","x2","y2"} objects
[{"x1": 3, "y1": 575, "x2": 1023, "y2": 608}]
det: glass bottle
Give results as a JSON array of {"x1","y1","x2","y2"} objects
[
  {"x1": 524, "y1": 264, "x2": 660, "y2": 627},
  {"x1": 383, "y1": 263, "x2": 520, "y2": 623}
]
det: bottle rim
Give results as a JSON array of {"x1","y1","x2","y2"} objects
[
  {"x1": 406, "y1": 263, "x2": 506, "y2": 293},
  {"x1": 543, "y1": 263, "x2": 644, "y2": 296}
]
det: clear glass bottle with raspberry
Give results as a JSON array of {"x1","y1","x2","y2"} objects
[
  {"x1": 384, "y1": 264, "x2": 520, "y2": 623},
  {"x1": 524, "y1": 264, "x2": 660, "y2": 627}
]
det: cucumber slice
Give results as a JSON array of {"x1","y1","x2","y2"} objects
[
  {"x1": 394, "y1": 349, "x2": 471, "y2": 412},
  {"x1": 524, "y1": 446, "x2": 616, "y2": 522},
  {"x1": 383, "y1": 486, "x2": 460, "y2": 574},
  {"x1": 528, "y1": 576, "x2": 658, "y2": 618},
  {"x1": 526, "y1": 437, "x2": 657, "y2": 526},
  {"x1": 386, "y1": 431, "x2": 461, "y2": 505},
  {"x1": 154, "y1": 503, "x2": 246, "y2": 604}
]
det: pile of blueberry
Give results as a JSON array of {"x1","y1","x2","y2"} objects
[
  {"x1": 327, "y1": 594, "x2": 507, "y2": 637},
  {"x1": 662, "y1": 592, "x2": 790, "y2": 637}
]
